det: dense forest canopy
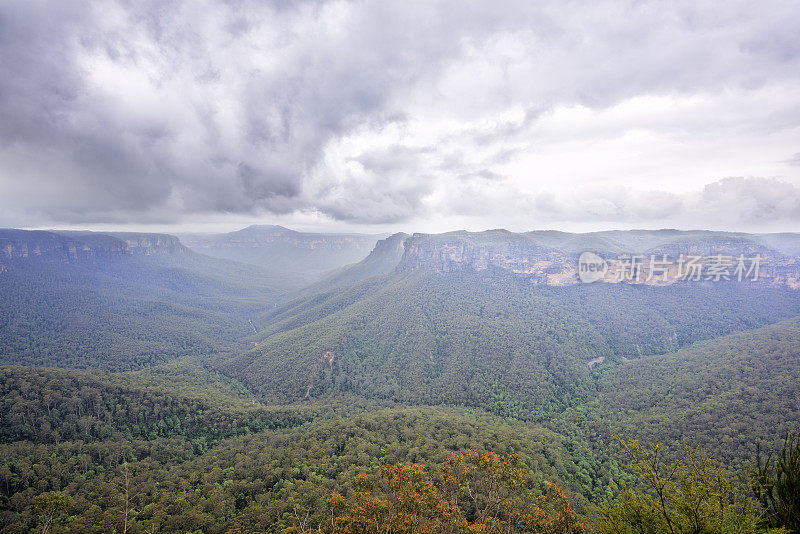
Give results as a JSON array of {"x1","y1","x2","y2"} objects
[{"x1": 1, "y1": 227, "x2": 799, "y2": 532}]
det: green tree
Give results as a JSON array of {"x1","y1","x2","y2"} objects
[
  {"x1": 753, "y1": 428, "x2": 800, "y2": 532},
  {"x1": 30, "y1": 491, "x2": 71, "y2": 534},
  {"x1": 595, "y1": 438, "x2": 766, "y2": 534}
]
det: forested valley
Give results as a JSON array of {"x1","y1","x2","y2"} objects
[{"x1": 1, "y1": 228, "x2": 799, "y2": 533}]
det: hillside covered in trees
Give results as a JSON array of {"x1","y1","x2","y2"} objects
[{"x1": 1, "y1": 228, "x2": 799, "y2": 532}]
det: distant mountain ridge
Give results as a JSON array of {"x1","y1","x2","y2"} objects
[
  {"x1": 293, "y1": 232, "x2": 410, "y2": 296},
  {"x1": 179, "y1": 225, "x2": 386, "y2": 283},
  {"x1": 219, "y1": 229, "x2": 800, "y2": 413},
  {"x1": 0, "y1": 228, "x2": 298, "y2": 370},
  {"x1": 1, "y1": 230, "x2": 141, "y2": 271},
  {"x1": 5, "y1": 227, "x2": 800, "y2": 288},
  {"x1": 395, "y1": 229, "x2": 800, "y2": 287}
]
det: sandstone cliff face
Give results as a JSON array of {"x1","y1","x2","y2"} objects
[
  {"x1": 0, "y1": 230, "x2": 188, "y2": 271},
  {"x1": 1, "y1": 230, "x2": 128, "y2": 265},
  {"x1": 370, "y1": 232, "x2": 409, "y2": 257},
  {"x1": 109, "y1": 233, "x2": 188, "y2": 256},
  {"x1": 397, "y1": 230, "x2": 800, "y2": 288},
  {"x1": 399, "y1": 231, "x2": 573, "y2": 284}
]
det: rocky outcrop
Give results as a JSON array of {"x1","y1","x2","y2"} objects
[
  {"x1": 108, "y1": 233, "x2": 188, "y2": 256},
  {"x1": 370, "y1": 232, "x2": 409, "y2": 258},
  {"x1": 0, "y1": 229, "x2": 188, "y2": 272},
  {"x1": 294, "y1": 232, "x2": 412, "y2": 295},
  {"x1": 397, "y1": 230, "x2": 800, "y2": 288},
  {"x1": 0, "y1": 230, "x2": 128, "y2": 265},
  {"x1": 399, "y1": 230, "x2": 573, "y2": 284}
]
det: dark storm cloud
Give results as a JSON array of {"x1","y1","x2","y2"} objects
[
  {"x1": 0, "y1": 0, "x2": 477, "y2": 224},
  {"x1": 0, "y1": 0, "x2": 799, "y2": 227},
  {"x1": 0, "y1": 3, "x2": 85, "y2": 144}
]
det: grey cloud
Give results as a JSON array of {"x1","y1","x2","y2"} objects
[
  {"x1": 316, "y1": 180, "x2": 432, "y2": 224},
  {"x1": 237, "y1": 163, "x2": 302, "y2": 201},
  {"x1": 440, "y1": 176, "x2": 800, "y2": 231},
  {"x1": 353, "y1": 145, "x2": 435, "y2": 175},
  {"x1": 0, "y1": 0, "x2": 490, "y2": 223},
  {"x1": 533, "y1": 188, "x2": 684, "y2": 223},
  {"x1": 1, "y1": 0, "x2": 799, "y2": 227},
  {"x1": 701, "y1": 177, "x2": 800, "y2": 222},
  {"x1": 459, "y1": 169, "x2": 506, "y2": 182}
]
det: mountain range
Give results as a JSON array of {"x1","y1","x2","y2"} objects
[
  {"x1": 1, "y1": 224, "x2": 800, "y2": 531},
  {"x1": 178, "y1": 225, "x2": 386, "y2": 285}
]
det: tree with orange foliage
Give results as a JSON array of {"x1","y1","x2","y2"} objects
[{"x1": 286, "y1": 451, "x2": 586, "y2": 534}]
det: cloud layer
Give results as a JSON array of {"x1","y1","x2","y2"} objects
[{"x1": 1, "y1": 0, "x2": 799, "y2": 231}]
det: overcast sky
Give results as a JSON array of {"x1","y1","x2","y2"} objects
[{"x1": 1, "y1": 0, "x2": 799, "y2": 234}]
